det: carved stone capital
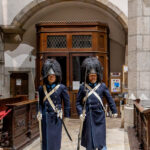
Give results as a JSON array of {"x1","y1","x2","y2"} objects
[{"x1": 0, "y1": 25, "x2": 25, "y2": 43}]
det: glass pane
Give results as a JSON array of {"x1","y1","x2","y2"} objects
[
  {"x1": 72, "y1": 56, "x2": 87, "y2": 89},
  {"x1": 47, "y1": 56, "x2": 66, "y2": 85},
  {"x1": 47, "y1": 35, "x2": 67, "y2": 48},
  {"x1": 72, "y1": 35, "x2": 92, "y2": 48}
]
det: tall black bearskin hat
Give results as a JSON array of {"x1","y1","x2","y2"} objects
[
  {"x1": 81, "y1": 57, "x2": 103, "y2": 83},
  {"x1": 41, "y1": 59, "x2": 62, "y2": 84}
]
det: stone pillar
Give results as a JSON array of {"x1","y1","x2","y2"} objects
[
  {"x1": 0, "y1": 32, "x2": 4, "y2": 98},
  {"x1": 125, "y1": 0, "x2": 150, "y2": 130}
]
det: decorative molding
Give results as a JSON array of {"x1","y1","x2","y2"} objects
[
  {"x1": 0, "y1": 26, "x2": 25, "y2": 43},
  {"x1": 17, "y1": 119, "x2": 25, "y2": 128}
]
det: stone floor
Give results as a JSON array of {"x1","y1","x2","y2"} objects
[{"x1": 23, "y1": 117, "x2": 130, "y2": 150}]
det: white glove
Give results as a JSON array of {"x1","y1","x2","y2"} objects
[
  {"x1": 112, "y1": 113, "x2": 118, "y2": 118},
  {"x1": 37, "y1": 112, "x2": 42, "y2": 121},
  {"x1": 80, "y1": 114, "x2": 86, "y2": 121}
]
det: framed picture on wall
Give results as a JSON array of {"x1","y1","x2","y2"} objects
[
  {"x1": 110, "y1": 72, "x2": 122, "y2": 94},
  {"x1": 111, "y1": 78, "x2": 121, "y2": 93}
]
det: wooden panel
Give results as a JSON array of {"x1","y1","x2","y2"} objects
[
  {"x1": 69, "y1": 91, "x2": 78, "y2": 118},
  {"x1": 98, "y1": 33, "x2": 107, "y2": 52},
  {"x1": 1, "y1": 99, "x2": 38, "y2": 149},
  {"x1": 95, "y1": 54, "x2": 109, "y2": 86},
  {"x1": 40, "y1": 33, "x2": 46, "y2": 52},
  {"x1": 13, "y1": 106, "x2": 28, "y2": 138},
  {"x1": 29, "y1": 103, "x2": 39, "y2": 139},
  {"x1": 36, "y1": 54, "x2": 44, "y2": 88},
  {"x1": 99, "y1": 34, "x2": 104, "y2": 48},
  {"x1": 133, "y1": 99, "x2": 150, "y2": 150},
  {"x1": 92, "y1": 32, "x2": 99, "y2": 51},
  {"x1": 10, "y1": 73, "x2": 28, "y2": 97},
  {"x1": 0, "y1": 96, "x2": 27, "y2": 111}
]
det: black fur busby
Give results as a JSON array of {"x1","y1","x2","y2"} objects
[
  {"x1": 81, "y1": 57, "x2": 103, "y2": 83},
  {"x1": 41, "y1": 59, "x2": 62, "y2": 84}
]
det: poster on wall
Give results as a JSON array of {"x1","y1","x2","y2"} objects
[
  {"x1": 73, "y1": 81, "x2": 80, "y2": 90},
  {"x1": 111, "y1": 78, "x2": 121, "y2": 93},
  {"x1": 16, "y1": 79, "x2": 22, "y2": 86}
]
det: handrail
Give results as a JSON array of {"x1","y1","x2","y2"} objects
[{"x1": 134, "y1": 99, "x2": 150, "y2": 114}]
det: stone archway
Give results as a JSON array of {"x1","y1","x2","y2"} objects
[
  {"x1": 11, "y1": 0, "x2": 127, "y2": 32},
  {"x1": 1, "y1": 0, "x2": 128, "y2": 99}
]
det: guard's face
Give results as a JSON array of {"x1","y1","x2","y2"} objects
[
  {"x1": 48, "y1": 74, "x2": 56, "y2": 84},
  {"x1": 88, "y1": 74, "x2": 97, "y2": 84}
]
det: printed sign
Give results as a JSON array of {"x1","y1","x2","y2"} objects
[
  {"x1": 111, "y1": 79, "x2": 121, "y2": 93},
  {"x1": 73, "y1": 81, "x2": 80, "y2": 90},
  {"x1": 16, "y1": 79, "x2": 22, "y2": 86}
]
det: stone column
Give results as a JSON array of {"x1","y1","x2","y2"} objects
[
  {"x1": 125, "y1": 0, "x2": 150, "y2": 130},
  {"x1": 0, "y1": 32, "x2": 4, "y2": 98}
]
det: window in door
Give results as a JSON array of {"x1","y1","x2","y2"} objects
[
  {"x1": 72, "y1": 56, "x2": 89, "y2": 90},
  {"x1": 47, "y1": 35, "x2": 67, "y2": 48},
  {"x1": 72, "y1": 35, "x2": 92, "y2": 48}
]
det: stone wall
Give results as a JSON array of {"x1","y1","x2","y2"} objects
[
  {"x1": 125, "y1": 0, "x2": 150, "y2": 130},
  {"x1": 128, "y1": 0, "x2": 150, "y2": 100}
]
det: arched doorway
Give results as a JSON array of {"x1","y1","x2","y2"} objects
[
  {"x1": 3, "y1": 0, "x2": 128, "y2": 114},
  {"x1": 36, "y1": 22, "x2": 109, "y2": 118}
]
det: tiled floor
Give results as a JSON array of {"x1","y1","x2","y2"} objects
[{"x1": 23, "y1": 118, "x2": 130, "y2": 150}]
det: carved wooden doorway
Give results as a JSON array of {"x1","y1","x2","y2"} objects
[
  {"x1": 10, "y1": 73, "x2": 28, "y2": 97},
  {"x1": 36, "y1": 22, "x2": 109, "y2": 118}
]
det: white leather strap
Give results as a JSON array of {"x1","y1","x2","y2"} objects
[
  {"x1": 43, "y1": 84, "x2": 60, "y2": 102},
  {"x1": 43, "y1": 85, "x2": 60, "y2": 112},
  {"x1": 85, "y1": 83, "x2": 105, "y2": 111}
]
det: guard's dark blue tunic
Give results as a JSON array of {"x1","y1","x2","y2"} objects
[
  {"x1": 38, "y1": 84, "x2": 70, "y2": 150},
  {"x1": 76, "y1": 82, "x2": 117, "y2": 150}
]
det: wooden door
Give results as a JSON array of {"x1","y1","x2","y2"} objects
[
  {"x1": 36, "y1": 22, "x2": 110, "y2": 118},
  {"x1": 44, "y1": 53, "x2": 69, "y2": 88},
  {"x1": 94, "y1": 53, "x2": 109, "y2": 108},
  {"x1": 10, "y1": 73, "x2": 28, "y2": 97},
  {"x1": 43, "y1": 53, "x2": 70, "y2": 118},
  {"x1": 94, "y1": 53, "x2": 109, "y2": 86},
  {"x1": 69, "y1": 53, "x2": 95, "y2": 118},
  {"x1": 42, "y1": 52, "x2": 96, "y2": 118}
]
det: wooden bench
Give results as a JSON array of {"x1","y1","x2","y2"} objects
[
  {"x1": 0, "y1": 95, "x2": 27, "y2": 111},
  {"x1": 0, "y1": 97, "x2": 39, "y2": 150},
  {"x1": 133, "y1": 99, "x2": 150, "y2": 150}
]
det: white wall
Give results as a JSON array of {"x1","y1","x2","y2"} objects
[
  {"x1": 0, "y1": 0, "x2": 32, "y2": 25},
  {"x1": 5, "y1": 44, "x2": 35, "y2": 68},
  {"x1": 109, "y1": 0, "x2": 128, "y2": 16}
]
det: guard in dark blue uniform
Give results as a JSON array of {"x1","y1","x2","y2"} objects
[
  {"x1": 37, "y1": 59, "x2": 71, "y2": 150},
  {"x1": 76, "y1": 57, "x2": 117, "y2": 150}
]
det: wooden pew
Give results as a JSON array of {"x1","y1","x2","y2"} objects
[
  {"x1": 0, "y1": 95, "x2": 27, "y2": 111},
  {"x1": 134, "y1": 99, "x2": 150, "y2": 150},
  {"x1": 0, "y1": 98, "x2": 39, "y2": 150}
]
